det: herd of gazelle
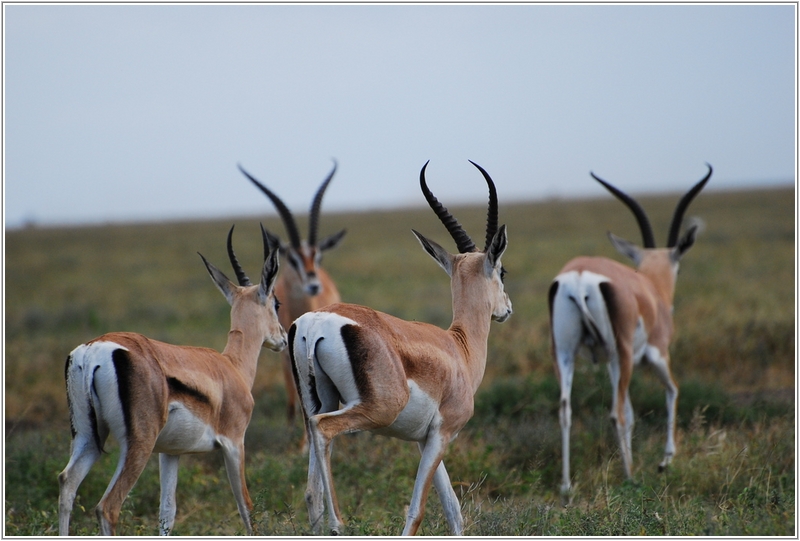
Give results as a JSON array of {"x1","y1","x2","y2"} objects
[{"x1": 57, "y1": 160, "x2": 711, "y2": 535}]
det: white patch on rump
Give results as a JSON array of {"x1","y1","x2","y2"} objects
[
  {"x1": 67, "y1": 341, "x2": 129, "y2": 435},
  {"x1": 296, "y1": 311, "x2": 362, "y2": 405}
]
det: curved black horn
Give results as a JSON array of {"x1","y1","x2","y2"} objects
[
  {"x1": 419, "y1": 161, "x2": 476, "y2": 254},
  {"x1": 591, "y1": 172, "x2": 656, "y2": 249},
  {"x1": 468, "y1": 161, "x2": 499, "y2": 252},
  {"x1": 226, "y1": 225, "x2": 251, "y2": 286},
  {"x1": 238, "y1": 164, "x2": 302, "y2": 249},
  {"x1": 666, "y1": 163, "x2": 712, "y2": 247},
  {"x1": 308, "y1": 159, "x2": 337, "y2": 247}
]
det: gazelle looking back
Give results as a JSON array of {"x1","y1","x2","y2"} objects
[
  {"x1": 290, "y1": 160, "x2": 512, "y2": 536},
  {"x1": 549, "y1": 164, "x2": 712, "y2": 497},
  {"x1": 238, "y1": 162, "x2": 345, "y2": 432},
  {"x1": 58, "y1": 226, "x2": 286, "y2": 535}
]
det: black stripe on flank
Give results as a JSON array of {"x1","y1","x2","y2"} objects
[
  {"x1": 598, "y1": 282, "x2": 618, "y2": 351},
  {"x1": 167, "y1": 377, "x2": 211, "y2": 405},
  {"x1": 112, "y1": 348, "x2": 134, "y2": 447},
  {"x1": 339, "y1": 324, "x2": 371, "y2": 402}
]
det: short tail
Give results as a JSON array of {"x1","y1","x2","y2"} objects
[{"x1": 550, "y1": 273, "x2": 617, "y2": 360}]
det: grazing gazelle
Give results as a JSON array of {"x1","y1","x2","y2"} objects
[
  {"x1": 57, "y1": 226, "x2": 287, "y2": 536},
  {"x1": 549, "y1": 164, "x2": 712, "y2": 496},
  {"x1": 290, "y1": 160, "x2": 512, "y2": 536},
  {"x1": 238, "y1": 162, "x2": 346, "y2": 433}
]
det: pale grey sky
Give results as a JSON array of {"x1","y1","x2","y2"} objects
[{"x1": 4, "y1": 3, "x2": 796, "y2": 228}]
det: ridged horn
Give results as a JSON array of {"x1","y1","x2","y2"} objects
[
  {"x1": 226, "y1": 225, "x2": 251, "y2": 286},
  {"x1": 666, "y1": 163, "x2": 712, "y2": 247},
  {"x1": 239, "y1": 164, "x2": 302, "y2": 249},
  {"x1": 591, "y1": 172, "x2": 656, "y2": 249},
  {"x1": 419, "y1": 161, "x2": 476, "y2": 254},
  {"x1": 308, "y1": 160, "x2": 337, "y2": 247},
  {"x1": 468, "y1": 160, "x2": 499, "y2": 252}
]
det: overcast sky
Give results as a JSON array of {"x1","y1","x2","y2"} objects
[{"x1": 4, "y1": 3, "x2": 796, "y2": 229}]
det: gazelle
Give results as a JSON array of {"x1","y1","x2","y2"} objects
[
  {"x1": 549, "y1": 164, "x2": 712, "y2": 496},
  {"x1": 290, "y1": 160, "x2": 512, "y2": 536},
  {"x1": 57, "y1": 225, "x2": 287, "y2": 536},
  {"x1": 238, "y1": 162, "x2": 346, "y2": 432}
]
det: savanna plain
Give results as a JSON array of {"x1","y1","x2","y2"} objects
[{"x1": 5, "y1": 186, "x2": 795, "y2": 536}]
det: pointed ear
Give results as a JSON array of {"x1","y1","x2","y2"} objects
[
  {"x1": 671, "y1": 222, "x2": 700, "y2": 263},
  {"x1": 318, "y1": 229, "x2": 347, "y2": 252},
  {"x1": 260, "y1": 224, "x2": 281, "y2": 252},
  {"x1": 484, "y1": 224, "x2": 508, "y2": 274},
  {"x1": 259, "y1": 248, "x2": 280, "y2": 304},
  {"x1": 411, "y1": 229, "x2": 454, "y2": 276},
  {"x1": 607, "y1": 232, "x2": 644, "y2": 266},
  {"x1": 199, "y1": 253, "x2": 236, "y2": 305}
]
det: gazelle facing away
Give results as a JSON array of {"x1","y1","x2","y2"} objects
[
  {"x1": 58, "y1": 226, "x2": 286, "y2": 536},
  {"x1": 549, "y1": 164, "x2": 712, "y2": 496},
  {"x1": 290, "y1": 161, "x2": 512, "y2": 536},
  {"x1": 238, "y1": 162, "x2": 346, "y2": 432}
]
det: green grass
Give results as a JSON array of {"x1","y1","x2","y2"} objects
[{"x1": 4, "y1": 186, "x2": 795, "y2": 535}]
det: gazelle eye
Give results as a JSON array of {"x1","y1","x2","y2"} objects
[
  {"x1": 499, "y1": 267, "x2": 507, "y2": 283},
  {"x1": 274, "y1": 297, "x2": 282, "y2": 312}
]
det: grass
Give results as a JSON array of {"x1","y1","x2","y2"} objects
[{"x1": 4, "y1": 185, "x2": 795, "y2": 535}]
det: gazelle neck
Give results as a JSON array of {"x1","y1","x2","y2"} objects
[
  {"x1": 221, "y1": 329, "x2": 261, "y2": 390},
  {"x1": 637, "y1": 249, "x2": 679, "y2": 306},
  {"x1": 448, "y1": 255, "x2": 493, "y2": 393},
  {"x1": 221, "y1": 293, "x2": 267, "y2": 390}
]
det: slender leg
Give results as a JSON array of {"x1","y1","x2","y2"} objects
[
  {"x1": 158, "y1": 453, "x2": 180, "y2": 535},
  {"x1": 309, "y1": 404, "x2": 387, "y2": 535},
  {"x1": 96, "y1": 441, "x2": 153, "y2": 535},
  {"x1": 304, "y1": 430, "x2": 325, "y2": 535},
  {"x1": 307, "y1": 415, "x2": 343, "y2": 535},
  {"x1": 556, "y1": 354, "x2": 575, "y2": 497},
  {"x1": 402, "y1": 433, "x2": 448, "y2": 536},
  {"x1": 58, "y1": 435, "x2": 102, "y2": 536},
  {"x1": 551, "y1": 283, "x2": 582, "y2": 497},
  {"x1": 219, "y1": 439, "x2": 253, "y2": 535},
  {"x1": 427, "y1": 447, "x2": 463, "y2": 535},
  {"x1": 608, "y1": 352, "x2": 634, "y2": 480},
  {"x1": 647, "y1": 349, "x2": 678, "y2": 471}
]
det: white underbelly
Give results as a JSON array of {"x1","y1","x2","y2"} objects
[
  {"x1": 374, "y1": 380, "x2": 439, "y2": 442},
  {"x1": 632, "y1": 316, "x2": 648, "y2": 365},
  {"x1": 154, "y1": 402, "x2": 218, "y2": 454}
]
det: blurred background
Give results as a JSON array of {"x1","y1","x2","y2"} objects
[{"x1": 4, "y1": 3, "x2": 795, "y2": 229}]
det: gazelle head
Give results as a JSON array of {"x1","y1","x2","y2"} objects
[
  {"x1": 198, "y1": 225, "x2": 287, "y2": 352},
  {"x1": 412, "y1": 160, "x2": 512, "y2": 323},
  {"x1": 239, "y1": 162, "x2": 346, "y2": 297},
  {"x1": 592, "y1": 164, "x2": 712, "y2": 299}
]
